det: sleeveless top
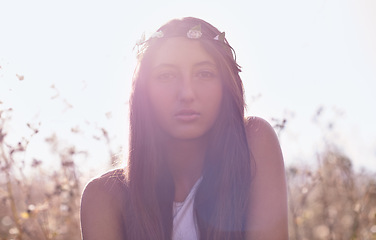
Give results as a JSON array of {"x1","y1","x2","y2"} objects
[{"x1": 172, "y1": 178, "x2": 202, "y2": 240}]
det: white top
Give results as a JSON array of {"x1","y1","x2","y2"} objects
[{"x1": 172, "y1": 178, "x2": 202, "y2": 240}]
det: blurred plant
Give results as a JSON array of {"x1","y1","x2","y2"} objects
[
  {"x1": 287, "y1": 150, "x2": 376, "y2": 240},
  {"x1": 286, "y1": 106, "x2": 376, "y2": 240},
  {"x1": 0, "y1": 104, "x2": 85, "y2": 239},
  {"x1": 0, "y1": 73, "x2": 124, "y2": 239},
  {"x1": 0, "y1": 60, "x2": 126, "y2": 238}
]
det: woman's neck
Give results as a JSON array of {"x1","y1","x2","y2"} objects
[{"x1": 163, "y1": 137, "x2": 207, "y2": 202}]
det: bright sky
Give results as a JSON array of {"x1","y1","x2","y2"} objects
[{"x1": 1, "y1": 0, "x2": 375, "y2": 173}]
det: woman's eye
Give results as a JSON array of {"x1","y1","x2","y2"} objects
[
  {"x1": 196, "y1": 71, "x2": 216, "y2": 80},
  {"x1": 156, "y1": 72, "x2": 176, "y2": 82}
]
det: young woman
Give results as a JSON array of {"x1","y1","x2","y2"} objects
[{"x1": 80, "y1": 17, "x2": 288, "y2": 240}]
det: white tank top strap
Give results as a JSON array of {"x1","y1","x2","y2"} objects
[{"x1": 172, "y1": 177, "x2": 202, "y2": 240}]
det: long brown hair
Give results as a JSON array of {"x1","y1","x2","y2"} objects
[{"x1": 126, "y1": 17, "x2": 253, "y2": 239}]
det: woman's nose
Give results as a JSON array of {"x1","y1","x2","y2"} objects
[{"x1": 178, "y1": 76, "x2": 195, "y2": 103}]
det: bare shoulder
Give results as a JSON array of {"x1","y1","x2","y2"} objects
[
  {"x1": 245, "y1": 116, "x2": 279, "y2": 146},
  {"x1": 244, "y1": 117, "x2": 288, "y2": 239},
  {"x1": 82, "y1": 168, "x2": 128, "y2": 209},
  {"x1": 80, "y1": 169, "x2": 128, "y2": 240},
  {"x1": 244, "y1": 116, "x2": 283, "y2": 165},
  {"x1": 83, "y1": 168, "x2": 127, "y2": 195}
]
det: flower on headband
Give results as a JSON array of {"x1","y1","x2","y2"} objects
[
  {"x1": 187, "y1": 24, "x2": 202, "y2": 39},
  {"x1": 151, "y1": 30, "x2": 164, "y2": 39},
  {"x1": 135, "y1": 33, "x2": 146, "y2": 46},
  {"x1": 133, "y1": 33, "x2": 146, "y2": 52},
  {"x1": 214, "y1": 32, "x2": 226, "y2": 42}
]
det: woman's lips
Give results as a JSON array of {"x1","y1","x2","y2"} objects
[{"x1": 174, "y1": 110, "x2": 200, "y2": 122}]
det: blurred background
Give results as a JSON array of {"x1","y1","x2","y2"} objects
[{"x1": 1, "y1": 0, "x2": 375, "y2": 239}]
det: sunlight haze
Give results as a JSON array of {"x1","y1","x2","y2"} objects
[{"x1": 1, "y1": 0, "x2": 375, "y2": 172}]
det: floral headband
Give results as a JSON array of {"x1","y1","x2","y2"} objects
[{"x1": 134, "y1": 24, "x2": 226, "y2": 55}]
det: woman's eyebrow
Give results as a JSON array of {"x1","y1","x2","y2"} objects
[
  {"x1": 152, "y1": 63, "x2": 177, "y2": 70},
  {"x1": 152, "y1": 61, "x2": 216, "y2": 71},
  {"x1": 194, "y1": 61, "x2": 217, "y2": 68}
]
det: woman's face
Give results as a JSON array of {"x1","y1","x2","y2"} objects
[{"x1": 147, "y1": 37, "x2": 223, "y2": 140}]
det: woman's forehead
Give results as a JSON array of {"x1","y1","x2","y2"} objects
[{"x1": 150, "y1": 37, "x2": 216, "y2": 68}]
